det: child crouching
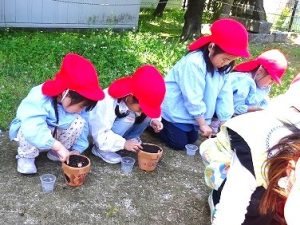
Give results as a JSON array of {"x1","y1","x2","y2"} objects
[{"x1": 9, "y1": 53, "x2": 104, "y2": 174}]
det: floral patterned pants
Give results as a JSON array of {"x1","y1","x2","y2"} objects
[{"x1": 16, "y1": 116, "x2": 85, "y2": 158}]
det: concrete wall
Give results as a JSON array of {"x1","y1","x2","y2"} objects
[
  {"x1": 0, "y1": 0, "x2": 141, "y2": 29},
  {"x1": 141, "y1": 0, "x2": 182, "y2": 8}
]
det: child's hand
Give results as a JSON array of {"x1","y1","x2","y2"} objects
[
  {"x1": 57, "y1": 148, "x2": 70, "y2": 163},
  {"x1": 124, "y1": 140, "x2": 142, "y2": 153},
  {"x1": 200, "y1": 124, "x2": 213, "y2": 138},
  {"x1": 69, "y1": 150, "x2": 80, "y2": 155},
  {"x1": 52, "y1": 140, "x2": 71, "y2": 163},
  {"x1": 150, "y1": 120, "x2": 163, "y2": 133},
  {"x1": 248, "y1": 105, "x2": 263, "y2": 112}
]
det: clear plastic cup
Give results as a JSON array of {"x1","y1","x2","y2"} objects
[
  {"x1": 185, "y1": 144, "x2": 199, "y2": 156},
  {"x1": 40, "y1": 174, "x2": 56, "y2": 193},
  {"x1": 121, "y1": 157, "x2": 135, "y2": 174}
]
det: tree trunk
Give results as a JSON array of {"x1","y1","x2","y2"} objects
[
  {"x1": 219, "y1": 0, "x2": 234, "y2": 16},
  {"x1": 253, "y1": 0, "x2": 267, "y2": 21},
  {"x1": 153, "y1": 0, "x2": 169, "y2": 17},
  {"x1": 180, "y1": 0, "x2": 205, "y2": 42}
]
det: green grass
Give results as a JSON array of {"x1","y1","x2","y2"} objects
[{"x1": 0, "y1": 9, "x2": 299, "y2": 130}]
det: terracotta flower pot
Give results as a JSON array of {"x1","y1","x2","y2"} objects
[
  {"x1": 62, "y1": 155, "x2": 91, "y2": 187},
  {"x1": 138, "y1": 143, "x2": 163, "y2": 172}
]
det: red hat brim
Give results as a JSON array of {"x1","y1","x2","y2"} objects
[
  {"x1": 108, "y1": 76, "x2": 133, "y2": 99},
  {"x1": 108, "y1": 76, "x2": 162, "y2": 118},
  {"x1": 77, "y1": 88, "x2": 105, "y2": 101},
  {"x1": 188, "y1": 35, "x2": 250, "y2": 57},
  {"x1": 139, "y1": 100, "x2": 161, "y2": 118},
  {"x1": 234, "y1": 59, "x2": 283, "y2": 84},
  {"x1": 219, "y1": 45, "x2": 250, "y2": 58},
  {"x1": 188, "y1": 35, "x2": 212, "y2": 52},
  {"x1": 42, "y1": 76, "x2": 105, "y2": 101},
  {"x1": 234, "y1": 60, "x2": 259, "y2": 73},
  {"x1": 42, "y1": 77, "x2": 67, "y2": 97},
  {"x1": 42, "y1": 53, "x2": 105, "y2": 101}
]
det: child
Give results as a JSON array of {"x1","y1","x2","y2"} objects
[
  {"x1": 158, "y1": 18, "x2": 250, "y2": 150},
  {"x1": 230, "y1": 49, "x2": 287, "y2": 115},
  {"x1": 89, "y1": 65, "x2": 166, "y2": 164},
  {"x1": 199, "y1": 75, "x2": 300, "y2": 224},
  {"x1": 9, "y1": 53, "x2": 104, "y2": 174}
]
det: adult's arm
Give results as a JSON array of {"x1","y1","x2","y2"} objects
[{"x1": 213, "y1": 153, "x2": 257, "y2": 225}]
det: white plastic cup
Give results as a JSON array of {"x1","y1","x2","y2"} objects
[
  {"x1": 121, "y1": 157, "x2": 135, "y2": 174},
  {"x1": 185, "y1": 144, "x2": 199, "y2": 156},
  {"x1": 40, "y1": 174, "x2": 56, "y2": 193}
]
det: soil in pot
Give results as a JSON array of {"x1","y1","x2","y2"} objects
[
  {"x1": 62, "y1": 155, "x2": 91, "y2": 187},
  {"x1": 141, "y1": 144, "x2": 160, "y2": 153},
  {"x1": 67, "y1": 155, "x2": 89, "y2": 168}
]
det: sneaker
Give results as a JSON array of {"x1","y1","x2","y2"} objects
[
  {"x1": 17, "y1": 157, "x2": 37, "y2": 174},
  {"x1": 47, "y1": 150, "x2": 60, "y2": 162},
  {"x1": 91, "y1": 146, "x2": 122, "y2": 164},
  {"x1": 208, "y1": 191, "x2": 216, "y2": 223}
]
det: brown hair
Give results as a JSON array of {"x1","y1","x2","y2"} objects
[
  {"x1": 67, "y1": 90, "x2": 97, "y2": 111},
  {"x1": 260, "y1": 127, "x2": 300, "y2": 224}
]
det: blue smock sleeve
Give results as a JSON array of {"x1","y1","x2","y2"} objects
[
  {"x1": 259, "y1": 98, "x2": 269, "y2": 109},
  {"x1": 17, "y1": 88, "x2": 55, "y2": 150},
  {"x1": 215, "y1": 75, "x2": 234, "y2": 121},
  {"x1": 177, "y1": 55, "x2": 207, "y2": 118},
  {"x1": 231, "y1": 74, "x2": 256, "y2": 115},
  {"x1": 255, "y1": 87, "x2": 271, "y2": 109}
]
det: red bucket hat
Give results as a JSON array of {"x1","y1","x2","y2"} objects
[
  {"x1": 234, "y1": 49, "x2": 288, "y2": 84},
  {"x1": 108, "y1": 65, "x2": 166, "y2": 118},
  {"x1": 188, "y1": 18, "x2": 250, "y2": 57},
  {"x1": 42, "y1": 53, "x2": 104, "y2": 101}
]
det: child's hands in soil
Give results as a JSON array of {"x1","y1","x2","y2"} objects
[
  {"x1": 150, "y1": 120, "x2": 163, "y2": 133},
  {"x1": 124, "y1": 139, "x2": 142, "y2": 152},
  {"x1": 52, "y1": 140, "x2": 71, "y2": 163}
]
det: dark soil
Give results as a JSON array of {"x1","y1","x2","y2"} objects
[
  {"x1": 141, "y1": 144, "x2": 161, "y2": 153},
  {"x1": 66, "y1": 155, "x2": 89, "y2": 168}
]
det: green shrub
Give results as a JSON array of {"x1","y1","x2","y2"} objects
[{"x1": 274, "y1": 7, "x2": 291, "y2": 31}]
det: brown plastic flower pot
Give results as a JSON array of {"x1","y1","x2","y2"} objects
[
  {"x1": 62, "y1": 155, "x2": 91, "y2": 187},
  {"x1": 137, "y1": 143, "x2": 163, "y2": 172}
]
